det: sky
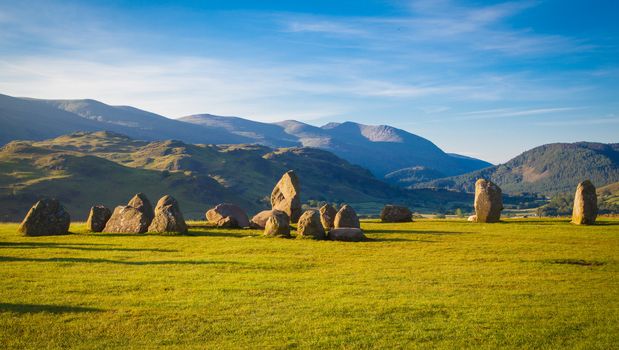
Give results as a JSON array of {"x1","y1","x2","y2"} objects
[{"x1": 0, "y1": 0, "x2": 617, "y2": 163}]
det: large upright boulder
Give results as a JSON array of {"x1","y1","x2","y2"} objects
[
  {"x1": 571, "y1": 180, "x2": 598, "y2": 225},
  {"x1": 334, "y1": 204, "x2": 360, "y2": 228},
  {"x1": 148, "y1": 195, "x2": 188, "y2": 233},
  {"x1": 264, "y1": 214, "x2": 291, "y2": 237},
  {"x1": 206, "y1": 203, "x2": 250, "y2": 228},
  {"x1": 296, "y1": 210, "x2": 326, "y2": 240},
  {"x1": 319, "y1": 204, "x2": 337, "y2": 230},
  {"x1": 473, "y1": 179, "x2": 503, "y2": 223},
  {"x1": 86, "y1": 205, "x2": 111, "y2": 232},
  {"x1": 127, "y1": 193, "x2": 154, "y2": 223},
  {"x1": 103, "y1": 193, "x2": 154, "y2": 233},
  {"x1": 271, "y1": 170, "x2": 301, "y2": 223},
  {"x1": 18, "y1": 199, "x2": 70, "y2": 236},
  {"x1": 380, "y1": 205, "x2": 412, "y2": 223},
  {"x1": 250, "y1": 209, "x2": 289, "y2": 229}
]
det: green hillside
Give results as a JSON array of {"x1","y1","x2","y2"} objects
[
  {"x1": 414, "y1": 142, "x2": 619, "y2": 195},
  {"x1": 0, "y1": 132, "x2": 473, "y2": 221}
]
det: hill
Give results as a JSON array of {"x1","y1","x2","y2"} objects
[
  {"x1": 0, "y1": 131, "x2": 474, "y2": 221},
  {"x1": 0, "y1": 94, "x2": 250, "y2": 145},
  {"x1": 412, "y1": 142, "x2": 619, "y2": 195},
  {"x1": 181, "y1": 115, "x2": 492, "y2": 177},
  {"x1": 0, "y1": 93, "x2": 491, "y2": 181}
]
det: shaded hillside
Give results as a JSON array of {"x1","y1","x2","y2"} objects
[
  {"x1": 415, "y1": 142, "x2": 619, "y2": 195},
  {"x1": 0, "y1": 132, "x2": 473, "y2": 221},
  {"x1": 181, "y1": 115, "x2": 492, "y2": 177},
  {"x1": 0, "y1": 94, "x2": 250, "y2": 145}
]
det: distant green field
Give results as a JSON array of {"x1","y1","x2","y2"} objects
[{"x1": 1, "y1": 219, "x2": 618, "y2": 349}]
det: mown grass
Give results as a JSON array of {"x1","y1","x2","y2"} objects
[{"x1": 0, "y1": 218, "x2": 618, "y2": 349}]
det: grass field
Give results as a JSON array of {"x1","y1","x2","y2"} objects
[{"x1": 1, "y1": 219, "x2": 618, "y2": 349}]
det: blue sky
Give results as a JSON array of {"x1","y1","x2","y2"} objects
[{"x1": 0, "y1": 0, "x2": 617, "y2": 163}]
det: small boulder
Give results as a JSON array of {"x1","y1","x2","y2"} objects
[
  {"x1": 18, "y1": 199, "x2": 70, "y2": 236},
  {"x1": 474, "y1": 179, "x2": 503, "y2": 223},
  {"x1": 216, "y1": 216, "x2": 238, "y2": 228},
  {"x1": 264, "y1": 214, "x2": 291, "y2": 237},
  {"x1": 467, "y1": 215, "x2": 477, "y2": 222},
  {"x1": 296, "y1": 210, "x2": 326, "y2": 240},
  {"x1": 206, "y1": 203, "x2": 250, "y2": 228},
  {"x1": 571, "y1": 180, "x2": 598, "y2": 225},
  {"x1": 148, "y1": 195, "x2": 188, "y2": 233},
  {"x1": 319, "y1": 204, "x2": 337, "y2": 230},
  {"x1": 250, "y1": 209, "x2": 289, "y2": 229},
  {"x1": 380, "y1": 205, "x2": 412, "y2": 223},
  {"x1": 86, "y1": 205, "x2": 111, "y2": 232},
  {"x1": 334, "y1": 204, "x2": 360, "y2": 228},
  {"x1": 271, "y1": 170, "x2": 301, "y2": 223},
  {"x1": 328, "y1": 228, "x2": 366, "y2": 242}
]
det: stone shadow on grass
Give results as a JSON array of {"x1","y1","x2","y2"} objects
[
  {"x1": 0, "y1": 242, "x2": 177, "y2": 253},
  {"x1": 0, "y1": 303, "x2": 102, "y2": 314},
  {"x1": 0, "y1": 256, "x2": 243, "y2": 266},
  {"x1": 362, "y1": 229, "x2": 471, "y2": 235}
]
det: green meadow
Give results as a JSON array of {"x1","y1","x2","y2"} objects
[{"x1": 0, "y1": 219, "x2": 618, "y2": 349}]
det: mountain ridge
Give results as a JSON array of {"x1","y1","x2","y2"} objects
[{"x1": 412, "y1": 142, "x2": 619, "y2": 195}]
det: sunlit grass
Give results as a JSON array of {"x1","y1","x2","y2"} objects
[{"x1": 0, "y1": 218, "x2": 617, "y2": 349}]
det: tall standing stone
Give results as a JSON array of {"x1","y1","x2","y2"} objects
[
  {"x1": 271, "y1": 170, "x2": 301, "y2": 223},
  {"x1": 296, "y1": 210, "x2": 326, "y2": 240},
  {"x1": 319, "y1": 204, "x2": 337, "y2": 230},
  {"x1": 473, "y1": 179, "x2": 503, "y2": 223},
  {"x1": 127, "y1": 193, "x2": 154, "y2": 224},
  {"x1": 18, "y1": 199, "x2": 70, "y2": 236},
  {"x1": 86, "y1": 205, "x2": 111, "y2": 232},
  {"x1": 334, "y1": 204, "x2": 360, "y2": 228},
  {"x1": 148, "y1": 195, "x2": 188, "y2": 233},
  {"x1": 571, "y1": 180, "x2": 598, "y2": 225}
]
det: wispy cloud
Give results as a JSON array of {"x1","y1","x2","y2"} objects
[{"x1": 458, "y1": 107, "x2": 584, "y2": 120}]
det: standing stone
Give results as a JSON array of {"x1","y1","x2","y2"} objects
[
  {"x1": 271, "y1": 170, "x2": 301, "y2": 223},
  {"x1": 148, "y1": 195, "x2": 188, "y2": 233},
  {"x1": 103, "y1": 206, "x2": 150, "y2": 233},
  {"x1": 328, "y1": 228, "x2": 366, "y2": 242},
  {"x1": 206, "y1": 203, "x2": 250, "y2": 228},
  {"x1": 334, "y1": 204, "x2": 360, "y2": 228},
  {"x1": 103, "y1": 193, "x2": 154, "y2": 233},
  {"x1": 250, "y1": 209, "x2": 289, "y2": 229},
  {"x1": 380, "y1": 205, "x2": 412, "y2": 223},
  {"x1": 264, "y1": 214, "x2": 291, "y2": 237},
  {"x1": 296, "y1": 210, "x2": 326, "y2": 240},
  {"x1": 571, "y1": 180, "x2": 598, "y2": 225},
  {"x1": 319, "y1": 204, "x2": 337, "y2": 230},
  {"x1": 86, "y1": 205, "x2": 111, "y2": 232},
  {"x1": 473, "y1": 179, "x2": 503, "y2": 223},
  {"x1": 18, "y1": 199, "x2": 70, "y2": 236},
  {"x1": 127, "y1": 193, "x2": 154, "y2": 224}
]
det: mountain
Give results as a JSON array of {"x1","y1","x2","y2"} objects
[
  {"x1": 414, "y1": 142, "x2": 619, "y2": 195},
  {"x1": 0, "y1": 131, "x2": 474, "y2": 221},
  {"x1": 180, "y1": 115, "x2": 492, "y2": 178},
  {"x1": 0, "y1": 94, "x2": 250, "y2": 145}
]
